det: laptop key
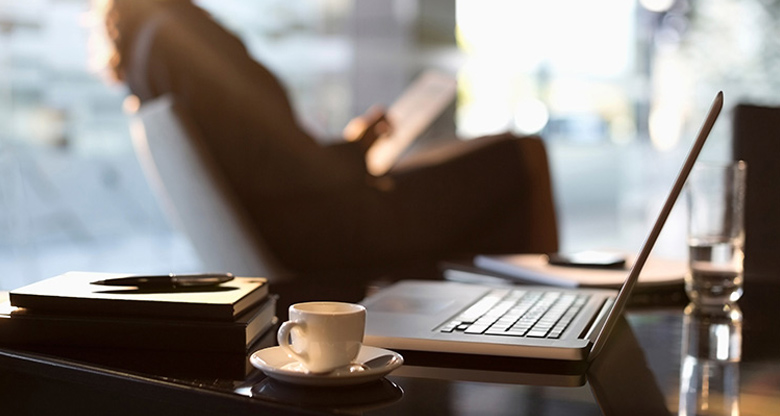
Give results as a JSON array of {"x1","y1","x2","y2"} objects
[
  {"x1": 504, "y1": 327, "x2": 530, "y2": 336},
  {"x1": 526, "y1": 328, "x2": 550, "y2": 338},
  {"x1": 464, "y1": 324, "x2": 490, "y2": 334},
  {"x1": 548, "y1": 330, "x2": 564, "y2": 339}
]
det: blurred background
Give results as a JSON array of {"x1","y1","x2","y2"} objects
[{"x1": 1, "y1": 0, "x2": 778, "y2": 289}]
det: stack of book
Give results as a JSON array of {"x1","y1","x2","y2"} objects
[{"x1": 0, "y1": 271, "x2": 277, "y2": 377}]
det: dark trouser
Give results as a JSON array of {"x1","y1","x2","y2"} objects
[{"x1": 258, "y1": 134, "x2": 558, "y2": 274}]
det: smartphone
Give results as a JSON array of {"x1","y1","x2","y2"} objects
[{"x1": 547, "y1": 251, "x2": 627, "y2": 269}]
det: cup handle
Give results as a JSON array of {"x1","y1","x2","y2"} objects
[{"x1": 277, "y1": 320, "x2": 308, "y2": 364}]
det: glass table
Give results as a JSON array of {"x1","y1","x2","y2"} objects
[{"x1": 0, "y1": 277, "x2": 777, "y2": 415}]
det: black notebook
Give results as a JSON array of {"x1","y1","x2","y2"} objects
[
  {"x1": 0, "y1": 293, "x2": 276, "y2": 353},
  {"x1": 14, "y1": 325, "x2": 279, "y2": 380},
  {"x1": 9, "y1": 271, "x2": 269, "y2": 321}
]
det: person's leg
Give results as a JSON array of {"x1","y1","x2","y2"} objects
[
  {"x1": 459, "y1": 134, "x2": 559, "y2": 254},
  {"x1": 386, "y1": 134, "x2": 558, "y2": 256},
  {"x1": 257, "y1": 134, "x2": 558, "y2": 272}
]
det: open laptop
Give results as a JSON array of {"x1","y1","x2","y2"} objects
[{"x1": 362, "y1": 92, "x2": 724, "y2": 363}]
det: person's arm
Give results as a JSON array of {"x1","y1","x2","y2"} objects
[{"x1": 320, "y1": 105, "x2": 392, "y2": 175}]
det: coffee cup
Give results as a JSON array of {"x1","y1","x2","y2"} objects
[{"x1": 276, "y1": 301, "x2": 366, "y2": 373}]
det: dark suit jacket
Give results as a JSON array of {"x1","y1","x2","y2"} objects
[
  {"x1": 123, "y1": 2, "x2": 557, "y2": 273},
  {"x1": 126, "y1": 3, "x2": 367, "y2": 198}
]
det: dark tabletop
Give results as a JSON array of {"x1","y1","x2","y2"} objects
[{"x1": 0, "y1": 276, "x2": 778, "y2": 416}]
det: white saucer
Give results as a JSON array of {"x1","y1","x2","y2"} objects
[{"x1": 250, "y1": 345, "x2": 403, "y2": 387}]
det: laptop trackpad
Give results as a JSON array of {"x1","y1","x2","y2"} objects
[{"x1": 369, "y1": 295, "x2": 454, "y2": 315}]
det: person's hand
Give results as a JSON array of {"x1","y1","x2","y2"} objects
[{"x1": 343, "y1": 105, "x2": 392, "y2": 153}]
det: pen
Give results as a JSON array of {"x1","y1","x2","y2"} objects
[{"x1": 90, "y1": 273, "x2": 234, "y2": 288}]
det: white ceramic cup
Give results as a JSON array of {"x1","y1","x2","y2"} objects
[{"x1": 276, "y1": 301, "x2": 366, "y2": 373}]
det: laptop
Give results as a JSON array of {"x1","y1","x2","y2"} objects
[{"x1": 361, "y1": 92, "x2": 724, "y2": 363}]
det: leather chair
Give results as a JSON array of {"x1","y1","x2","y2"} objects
[{"x1": 131, "y1": 94, "x2": 290, "y2": 282}]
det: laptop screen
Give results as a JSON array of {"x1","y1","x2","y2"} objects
[{"x1": 588, "y1": 92, "x2": 724, "y2": 361}]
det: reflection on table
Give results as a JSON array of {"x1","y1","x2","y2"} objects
[{"x1": 679, "y1": 303, "x2": 742, "y2": 416}]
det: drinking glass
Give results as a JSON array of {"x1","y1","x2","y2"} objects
[{"x1": 686, "y1": 161, "x2": 747, "y2": 305}]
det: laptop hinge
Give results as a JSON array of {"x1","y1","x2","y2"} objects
[{"x1": 582, "y1": 297, "x2": 615, "y2": 342}]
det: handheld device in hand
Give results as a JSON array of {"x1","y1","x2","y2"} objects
[{"x1": 365, "y1": 70, "x2": 457, "y2": 176}]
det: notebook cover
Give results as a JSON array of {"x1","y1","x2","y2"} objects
[
  {"x1": 470, "y1": 254, "x2": 685, "y2": 289},
  {"x1": 0, "y1": 293, "x2": 277, "y2": 353},
  {"x1": 8, "y1": 272, "x2": 268, "y2": 321}
]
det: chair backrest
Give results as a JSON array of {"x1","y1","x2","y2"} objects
[
  {"x1": 732, "y1": 103, "x2": 780, "y2": 278},
  {"x1": 519, "y1": 135, "x2": 559, "y2": 254},
  {"x1": 131, "y1": 95, "x2": 289, "y2": 281}
]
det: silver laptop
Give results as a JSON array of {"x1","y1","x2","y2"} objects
[{"x1": 362, "y1": 92, "x2": 724, "y2": 363}]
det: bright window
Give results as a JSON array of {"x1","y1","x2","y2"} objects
[{"x1": 1, "y1": 0, "x2": 778, "y2": 288}]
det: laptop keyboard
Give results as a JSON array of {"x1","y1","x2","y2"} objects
[{"x1": 439, "y1": 289, "x2": 589, "y2": 339}]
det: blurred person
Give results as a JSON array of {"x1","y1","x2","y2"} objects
[{"x1": 93, "y1": 0, "x2": 557, "y2": 275}]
